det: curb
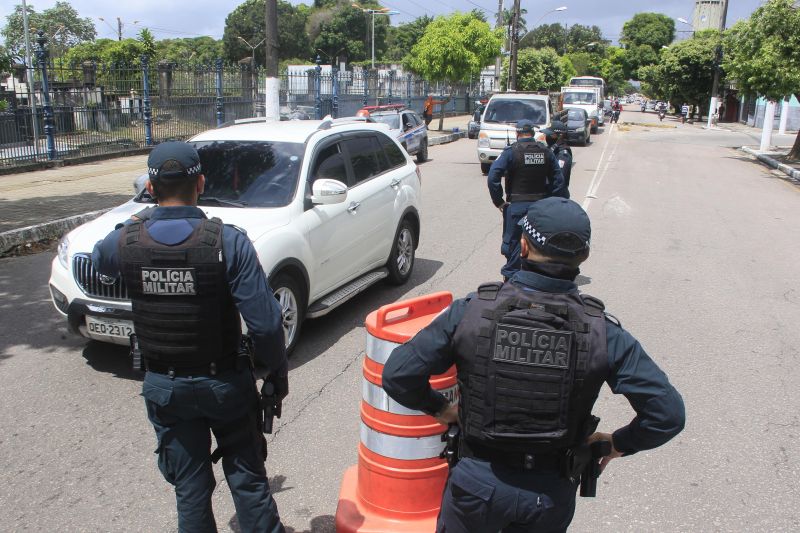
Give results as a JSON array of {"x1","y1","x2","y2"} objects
[
  {"x1": 739, "y1": 146, "x2": 800, "y2": 183},
  {"x1": 619, "y1": 121, "x2": 676, "y2": 129},
  {"x1": 429, "y1": 130, "x2": 467, "y2": 146},
  {"x1": 0, "y1": 208, "x2": 111, "y2": 255}
]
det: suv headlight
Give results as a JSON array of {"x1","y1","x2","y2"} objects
[
  {"x1": 478, "y1": 132, "x2": 489, "y2": 148},
  {"x1": 57, "y1": 235, "x2": 70, "y2": 269}
]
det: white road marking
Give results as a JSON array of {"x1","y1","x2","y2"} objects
[{"x1": 582, "y1": 122, "x2": 619, "y2": 210}]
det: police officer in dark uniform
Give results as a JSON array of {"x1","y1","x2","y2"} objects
[
  {"x1": 92, "y1": 142, "x2": 287, "y2": 533},
  {"x1": 488, "y1": 119, "x2": 567, "y2": 280},
  {"x1": 541, "y1": 122, "x2": 573, "y2": 190},
  {"x1": 382, "y1": 197, "x2": 685, "y2": 533}
]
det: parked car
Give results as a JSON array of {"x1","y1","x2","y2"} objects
[
  {"x1": 564, "y1": 108, "x2": 591, "y2": 146},
  {"x1": 477, "y1": 92, "x2": 553, "y2": 174},
  {"x1": 360, "y1": 105, "x2": 429, "y2": 163},
  {"x1": 50, "y1": 117, "x2": 423, "y2": 353}
]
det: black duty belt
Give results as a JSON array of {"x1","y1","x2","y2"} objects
[
  {"x1": 461, "y1": 440, "x2": 562, "y2": 471},
  {"x1": 146, "y1": 355, "x2": 241, "y2": 377},
  {"x1": 508, "y1": 193, "x2": 547, "y2": 203}
]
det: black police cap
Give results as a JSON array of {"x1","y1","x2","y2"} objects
[
  {"x1": 518, "y1": 197, "x2": 591, "y2": 257},
  {"x1": 147, "y1": 141, "x2": 202, "y2": 182},
  {"x1": 516, "y1": 119, "x2": 535, "y2": 133}
]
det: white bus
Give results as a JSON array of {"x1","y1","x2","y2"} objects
[{"x1": 569, "y1": 76, "x2": 606, "y2": 101}]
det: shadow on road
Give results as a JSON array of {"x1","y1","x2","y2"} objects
[
  {"x1": 0, "y1": 192, "x2": 131, "y2": 233},
  {"x1": 81, "y1": 340, "x2": 142, "y2": 381},
  {"x1": 288, "y1": 257, "x2": 444, "y2": 371}
]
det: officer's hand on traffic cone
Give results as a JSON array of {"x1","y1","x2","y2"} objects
[
  {"x1": 587, "y1": 432, "x2": 623, "y2": 472},
  {"x1": 435, "y1": 403, "x2": 459, "y2": 426}
]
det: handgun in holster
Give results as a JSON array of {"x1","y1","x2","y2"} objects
[
  {"x1": 260, "y1": 381, "x2": 282, "y2": 435},
  {"x1": 440, "y1": 424, "x2": 461, "y2": 468},
  {"x1": 129, "y1": 334, "x2": 145, "y2": 372}
]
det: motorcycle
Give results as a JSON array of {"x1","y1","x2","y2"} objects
[{"x1": 658, "y1": 109, "x2": 666, "y2": 121}]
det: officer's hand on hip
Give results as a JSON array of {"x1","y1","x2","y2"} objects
[
  {"x1": 587, "y1": 432, "x2": 624, "y2": 472},
  {"x1": 498, "y1": 202, "x2": 509, "y2": 214},
  {"x1": 435, "y1": 403, "x2": 459, "y2": 426}
]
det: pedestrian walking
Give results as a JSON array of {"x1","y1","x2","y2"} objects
[
  {"x1": 92, "y1": 142, "x2": 288, "y2": 533},
  {"x1": 681, "y1": 103, "x2": 689, "y2": 123},
  {"x1": 423, "y1": 94, "x2": 447, "y2": 126},
  {"x1": 382, "y1": 197, "x2": 686, "y2": 533},
  {"x1": 487, "y1": 119, "x2": 567, "y2": 280}
]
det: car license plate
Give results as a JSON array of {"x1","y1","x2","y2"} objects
[{"x1": 86, "y1": 316, "x2": 134, "y2": 339}]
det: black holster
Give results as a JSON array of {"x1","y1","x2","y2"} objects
[{"x1": 440, "y1": 425, "x2": 461, "y2": 468}]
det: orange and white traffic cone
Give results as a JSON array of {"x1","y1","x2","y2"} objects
[{"x1": 335, "y1": 292, "x2": 456, "y2": 533}]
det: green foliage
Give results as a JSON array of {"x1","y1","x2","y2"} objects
[
  {"x1": 384, "y1": 16, "x2": 432, "y2": 63},
  {"x1": 2, "y1": 1, "x2": 96, "y2": 58},
  {"x1": 0, "y1": 99, "x2": 8, "y2": 112},
  {"x1": 520, "y1": 23, "x2": 563, "y2": 51},
  {"x1": 502, "y1": 47, "x2": 563, "y2": 92},
  {"x1": 313, "y1": 5, "x2": 385, "y2": 64},
  {"x1": 621, "y1": 13, "x2": 675, "y2": 50},
  {"x1": 639, "y1": 32, "x2": 721, "y2": 107},
  {"x1": 155, "y1": 37, "x2": 223, "y2": 65},
  {"x1": 559, "y1": 55, "x2": 577, "y2": 85},
  {"x1": 138, "y1": 29, "x2": 156, "y2": 59},
  {"x1": 622, "y1": 43, "x2": 658, "y2": 79},
  {"x1": 564, "y1": 51, "x2": 602, "y2": 78},
  {"x1": 223, "y1": 0, "x2": 312, "y2": 66},
  {"x1": 567, "y1": 24, "x2": 606, "y2": 54},
  {"x1": 407, "y1": 12, "x2": 502, "y2": 82},
  {"x1": 723, "y1": 0, "x2": 800, "y2": 102},
  {"x1": 521, "y1": 23, "x2": 606, "y2": 55},
  {"x1": 0, "y1": 44, "x2": 12, "y2": 73}
]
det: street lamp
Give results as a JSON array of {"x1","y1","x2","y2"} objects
[
  {"x1": 533, "y1": 5, "x2": 567, "y2": 26},
  {"x1": 238, "y1": 36, "x2": 265, "y2": 116},
  {"x1": 352, "y1": 3, "x2": 399, "y2": 69}
]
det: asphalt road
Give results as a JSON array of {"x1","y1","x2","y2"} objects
[{"x1": 0, "y1": 112, "x2": 798, "y2": 532}]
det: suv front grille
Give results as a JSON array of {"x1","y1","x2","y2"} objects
[{"x1": 73, "y1": 254, "x2": 129, "y2": 300}]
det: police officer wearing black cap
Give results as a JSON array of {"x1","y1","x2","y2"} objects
[
  {"x1": 487, "y1": 119, "x2": 568, "y2": 281},
  {"x1": 541, "y1": 123, "x2": 573, "y2": 189},
  {"x1": 382, "y1": 197, "x2": 685, "y2": 533},
  {"x1": 92, "y1": 142, "x2": 287, "y2": 533}
]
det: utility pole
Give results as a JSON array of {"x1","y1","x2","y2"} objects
[
  {"x1": 117, "y1": 17, "x2": 122, "y2": 41},
  {"x1": 706, "y1": 0, "x2": 728, "y2": 128},
  {"x1": 494, "y1": 0, "x2": 503, "y2": 92},
  {"x1": 264, "y1": 0, "x2": 280, "y2": 121},
  {"x1": 508, "y1": 0, "x2": 521, "y2": 91}
]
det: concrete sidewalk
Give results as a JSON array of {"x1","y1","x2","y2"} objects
[{"x1": 0, "y1": 116, "x2": 471, "y2": 253}]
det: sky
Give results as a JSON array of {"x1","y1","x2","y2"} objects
[{"x1": 0, "y1": 0, "x2": 769, "y2": 44}]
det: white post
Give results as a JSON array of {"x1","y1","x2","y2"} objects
[
  {"x1": 759, "y1": 100, "x2": 776, "y2": 151},
  {"x1": 778, "y1": 97, "x2": 789, "y2": 135},
  {"x1": 706, "y1": 96, "x2": 718, "y2": 128},
  {"x1": 264, "y1": 77, "x2": 280, "y2": 121}
]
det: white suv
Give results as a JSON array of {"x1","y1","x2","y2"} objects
[{"x1": 49, "y1": 117, "x2": 423, "y2": 353}]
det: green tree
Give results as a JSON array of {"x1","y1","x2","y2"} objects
[
  {"x1": 384, "y1": 15, "x2": 432, "y2": 63},
  {"x1": 2, "y1": 2, "x2": 96, "y2": 59},
  {"x1": 564, "y1": 51, "x2": 603, "y2": 77},
  {"x1": 0, "y1": 44, "x2": 12, "y2": 73},
  {"x1": 620, "y1": 12, "x2": 675, "y2": 50},
  {"x1": 313, "y1": 5, "x2": 387, "y2": 64},
  {"x1": 137, "y1": 28, "x2": 156, "y2": 59},
  {"x1": 723, "y1": 0, "x2": 800, "y2": 158},
  {"x1": 639, "y1": 32, "x2": 721, "y2": 113},
  {"x1": 559, "y1": 55, "x2": 577, "y2": 84},
  {"x1": 223, "y1": 0, "x2": 312, "y2": 66},
  {"x1": 503, "y1": 47, "x2": 563, "y2": 91},
  {"x1": 622, "y1": 43, "x2": 658, "y2": 79},
  {"x1": 407, "y1": 12, "x2": 502, "y2": 82},
  {"x1": 567, "y1": 24, "x2": 606, "y2": 54},
  {"x1": 155, "y1": 37, "x2": 223, "y2": 65},
  {"x1": 520, "y1": 23, "x2": 564, "y2": 51}
]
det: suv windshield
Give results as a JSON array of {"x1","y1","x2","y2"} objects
[
  {"x1": 192, "y1": 140, "x2": 304, "y2": 208},
  {"x1": 484, "y1": 99, "x2": 547, "y2": 125},
  {"x1": 563, "y1": 92, "x2": 596, "y2": 105},
  {"x1": 371, "y1": 114, "x2": 400, "y2": 129}
]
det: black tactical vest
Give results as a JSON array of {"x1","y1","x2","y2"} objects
[
  {"x1": 507, "y1": 141, "x2": 551, "y2": 202},
  {"x1": 453, "y1": 281, "x2": 609, "y2": 454},
  {"x1": 118, "y1": 217, "x2": 241, "y2": 366}
]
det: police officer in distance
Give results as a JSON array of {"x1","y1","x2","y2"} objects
[
  {"x1": 540, "y1": 122, "x2": 573, "y2": 190},
  {"x1": 488, "y1": 119, "x2": 567, "y2": 281},
  {"x1": 92, "y1": 142, "x2": 287, "y2": 533},
  {"x1": 382, "y1": 197, "x2": 685, "y2": 532}
]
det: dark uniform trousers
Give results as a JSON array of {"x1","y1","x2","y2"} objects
[
  {"x1": 437, "y1": 458, "x2": 578, "y2": 533},
  {"x1": 142, "y1": 367, "x2": 284, "y2": 533},
  {"x1": 501, "y1": 202, "x2": 536, "y2": 280}
]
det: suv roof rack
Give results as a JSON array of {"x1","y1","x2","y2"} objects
[
  {"x1": 317, "y1": 115, "x2": 375, "y2": 131},
  {"x1": 218, "y1": 117, "x2": 270, "y2": 129}
]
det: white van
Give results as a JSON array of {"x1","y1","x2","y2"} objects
[{"x1": 477, "y1": 92, "x2": 553, "y2": 174}]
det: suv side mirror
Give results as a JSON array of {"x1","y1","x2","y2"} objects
[{"x1": 311, "y1": 179, "x2": 347, "y2": 205}]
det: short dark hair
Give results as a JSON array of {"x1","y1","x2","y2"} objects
[
  {"x1": 523, "y1": 233, "x2": 589, "y2": 268},
  {"x1": 150, "y1": 160, "x2": 197, "y2": 202}
]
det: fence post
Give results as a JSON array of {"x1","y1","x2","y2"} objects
[
  {"x1": 363, "y1": 69, "x2": 369, "y2": 107},
  {"x1": 332, "y1": 66, "x2": 339, "y2": 118},
  {"x1": 387, "y1": 70, "x2": 394, "y2": 105},
  {"x1": 215, "y1": 59, "x2": 224, "y2": 127},
  {"x1": 35, "y1": 31, "x2": 56, "y2": 160},
  {"x1": 406, "y1": 74, "x2": 412, "y2": 109},
  {"x1": 141, "y1": 55, "x2": 153, "y2": 146},
  {"x1": 314, "y1": 56, "x2": 322, "y2": 120}
]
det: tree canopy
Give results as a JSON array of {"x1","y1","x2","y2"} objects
[
  {"x1": 503, "y1": 47, "x2": 564, "y2": 91},
  {"x1": 407, "y1": 12, "x2": 502, "y2": 82},
  {"x1": 384, "y1": 16, "x2": 432, "y2": 63},
  {"x1": 520, "y1": 23, "x2": 605, "y2": 55},
  {"x1": 2, "y1": 1, "x2": 96, "y2": 59},
  {"x1": 222, "y1": 0, "x2": 312, "y2": 66},
  {"x1": 620, "y1": 13, "x2": 675, "y2": 50}
]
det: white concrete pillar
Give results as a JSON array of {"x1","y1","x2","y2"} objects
[
  {"x1": 760, "y1": 100, "x2": 776, "y2": 151},
  {"x1": 264, "y1": 77, "x2": 280, "y2": 121},
  {"x1": 706, "y1": 96, "x2": 718, "y2": 128},
  {"x1": 778, "y1": 97, "x2": 789, "y2": 135}
]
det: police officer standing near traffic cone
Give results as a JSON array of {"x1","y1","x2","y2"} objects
[
  {"x1": 92, "y1": 142, "x2": 287, "y2": 533},
  {"x1": 382, "y1": 198, "x2": 685, "y2": 533},
  {"x1": 488, "y1": 119, "x2": 567, "y2": 280}
]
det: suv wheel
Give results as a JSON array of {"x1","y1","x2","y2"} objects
[
  {"x1": 271, "y1": 273, "x2": 305, "y2": 355},
  {"x1": 416, "y1": 139, "x2": 428, "y2": 163},
  {"x1": 386, "y1": 219, "x2": 415, "y2": 285}
]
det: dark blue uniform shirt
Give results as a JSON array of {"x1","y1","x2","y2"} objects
[
  {"x1": 382, "y1": 269, "x2": 686, "y2": 455},
  {"x1": 92, "y1": 205, "x2": 287, "y2": 377},
  {"x1": 488, "y1": 138, "x2": 568, "y2": 207}
]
